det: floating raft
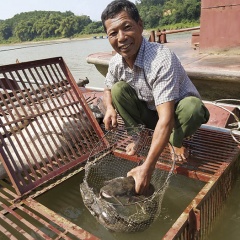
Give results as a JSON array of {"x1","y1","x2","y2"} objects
[{"x1": 0, "y1": 57, "x2": 239, "y2": 239}]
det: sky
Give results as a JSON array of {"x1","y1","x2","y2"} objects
[{"x1": 0, "y1": 0, "x2": 135, "y2": 21}]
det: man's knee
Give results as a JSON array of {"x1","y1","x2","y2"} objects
[
  {"x1": 189, "y1": 97, "x2": 209, "y2": 124},
  {"x1": 175, "y1": 97, "x2": 209, "y2": 129},
  {"x1": 112, "y1": 81, "x2": 129, "y2": 98},
  {"x1": 177, "y1": 97, "x2": 208, "y2": 122}
]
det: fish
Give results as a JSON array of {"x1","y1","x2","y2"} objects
[
  {"x1": 100, "y1": 176, "x2": 136, "y2": 199},
  {"x1": 80, "y1": 178, "x2": 160, "y2": 232},
  {"x1": 100, "y1": 176, "x2": 155, "y2": 205}
]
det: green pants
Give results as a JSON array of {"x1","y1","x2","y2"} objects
[{"x1": 111, "y1": 81, "x2": 210, "y2": 147}]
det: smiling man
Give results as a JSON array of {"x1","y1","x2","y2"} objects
[{"x1": 101, "y1": 0, "x2": 209, "y2": 195}]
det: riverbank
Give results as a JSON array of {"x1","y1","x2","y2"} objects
[
  {"x1": 0, "y1": 30, "x2": 153, "y2": 47},
  {"x1": 0, "y1": 35, "x2": 93, "y2": 47}
]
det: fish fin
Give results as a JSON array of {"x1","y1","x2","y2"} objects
[{"x1": 101, "y1": 192, "x2": 112, "y2": 198}]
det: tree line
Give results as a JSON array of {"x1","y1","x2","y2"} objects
[
  {"x1": 0, "y1": 0, "x2": 200, "y2": 43},
  {"x1": 136, "y1": 0, "x2": 200, "y2": 29}
]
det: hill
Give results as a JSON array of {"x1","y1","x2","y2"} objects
[{"x1": 0, "y1": 0, "x2": 200, "y2": 44}]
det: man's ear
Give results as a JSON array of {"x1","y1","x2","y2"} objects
[{"x1": 138, "y1": 19, "x2": 144, "y2": 31}]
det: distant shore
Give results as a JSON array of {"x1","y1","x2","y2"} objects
[
  {"x1": 0, "y1": 31, "x2": 152, "y2": 47},
  {"x1": 0, "y1": 36, "x2": 95, "y2": 47}
]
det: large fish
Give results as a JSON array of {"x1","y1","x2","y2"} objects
[
  {"x1": 80, "y1": 176, "x2": 160, "y2": 232},
  {"x1": 100, "y1": 176, "x2": 154, "y2": 205}
]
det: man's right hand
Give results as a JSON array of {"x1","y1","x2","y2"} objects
[{"x1": 103, "y1": 106, "x2": 118, "y2": 130}]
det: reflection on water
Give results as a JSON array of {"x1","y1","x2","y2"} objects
[{"x1": 37, "y1": 171, "x2": 204, "y2": 239}]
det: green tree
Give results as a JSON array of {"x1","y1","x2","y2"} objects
[
  {"x1": 0, "y1": 23, "x2": 12, "y2": 39},
  {"x1": 56, "y1": 16, "x2": 76, "y2": 37},
  {"x1": 14, "y1": 20, "x2": 34, "y2": 41},
  {"x1": 0, "y1": 1, "x2": 201, "y2": 44},
  {"x1": 137, "y1": 0, "x2": 201, "y2": 28},
  {"x1": 82, "y1": 21, "x2": 103, "y2": 34},
  {"x1": 75, "y1": 15, "x2": 92, "y2": 33}
]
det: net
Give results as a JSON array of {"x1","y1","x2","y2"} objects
[{"x1": 80, "y1": 126, "x2": 175, "y2": 232}]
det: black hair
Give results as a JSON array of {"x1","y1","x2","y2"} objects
[{"x1": 101, "y1": 0, "x2": 140, "y2": 33}]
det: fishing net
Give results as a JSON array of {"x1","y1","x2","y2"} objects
[{"x1": 80, "y1": 126, "x2": 176, "y2": 232}]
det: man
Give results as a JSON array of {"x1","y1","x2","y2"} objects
[{"x1": 101, "y1": 0, "x2": 209, "y2": 195}]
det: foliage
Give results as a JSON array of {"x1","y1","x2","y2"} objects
[
  {"x1": 0, "y1": 11, "x2": 92, "y2": 42},
  {"x1": 136, "y1": 0, "x2": 201, "y2": 28},
  {"x1": 0, "y1": 0, "x2": 201, "y2": 43},
  {"x1": 82, "y1": 21, "x2": 104, "y2": 34}
]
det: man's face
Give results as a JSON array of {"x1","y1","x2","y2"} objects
[{"x1": 105, "y1": 11, "x2": 143, "y2": 67}]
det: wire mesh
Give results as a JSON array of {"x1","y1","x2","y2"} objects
[{"x1": 80, "y1": 127, "x2": 175, "y2": 232}]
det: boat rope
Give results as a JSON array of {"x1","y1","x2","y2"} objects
[{"x1": 213, "y1": 99, "x2": 240, "y2": 144}]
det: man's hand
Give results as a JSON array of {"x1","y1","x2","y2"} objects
[
  {"x1": 127, "y1": 163, "x2": 154, "y2": 195},
  {"x1": 103, "y1": 88, "x2": 118, "y2": 130},
  {"x1": 127, "y1": 101, "x2": 175, "y2": 195},
  {"x1": 103, "y1": 106, "x2": 118, "y2": 130}
]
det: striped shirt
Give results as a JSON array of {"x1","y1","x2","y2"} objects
[{"x1": 105, "y1": 37, "x2": 200, "y2": 110}]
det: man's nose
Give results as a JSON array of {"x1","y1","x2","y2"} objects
[{"x1": 118, "y1": 30, "x2": 126, "y2": 41}]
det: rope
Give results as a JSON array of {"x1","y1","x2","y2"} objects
[{"x1": 212, "y1": 99, "x2": 240, "y2": 144}]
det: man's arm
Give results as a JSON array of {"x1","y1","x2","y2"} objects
[
  {"x1": 127, "y1": 100, "x2": 175, "y2": 195},
  {"x1": 103, "y1": 88, "x2": 118, "y2": 130}
]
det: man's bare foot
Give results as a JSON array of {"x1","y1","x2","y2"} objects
[
  {"x1": 169, "y1": 144, "x2": 189, "y2": 162},
  {"x1": 126, "y1": 142, "x2": 137, "y2": 155}
]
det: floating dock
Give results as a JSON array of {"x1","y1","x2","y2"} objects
[{"x1": 0, "y1": 57, "x2": 239, "y2": 239}]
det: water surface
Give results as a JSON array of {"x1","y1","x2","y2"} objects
[
  {"x1": 37, "y1": 171, "x2": 204, "y2": 240},
  {"x1": 1, "y1": 35, "x2": 240, "y2": 239}
]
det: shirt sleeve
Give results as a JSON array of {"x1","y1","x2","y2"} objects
[{"x1": 104, "y1": 58, "x2": 118, "y2": 89}]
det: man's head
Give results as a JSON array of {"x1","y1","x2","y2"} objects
[
  {"x1": 101, "y1": 0, "x2": 143, "y2": 67},
  {"x1": 101, "y1": 0, "x2": 140, "y2": 33}
]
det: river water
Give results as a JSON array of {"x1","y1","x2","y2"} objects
[
  {"x1": 0, "y1": 37, "x2": 111, "y2": 89},
  {"x1": 0, "y1": 35, "x2": 240, "y2": 239}
]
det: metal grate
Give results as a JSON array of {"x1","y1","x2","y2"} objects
[
  {"x1": 0, "y1": 177, "x2": 99, "y2": 239},
  {"x1": 0, "y1": 57, "x2": 104, "y2": 196},
  {"x1": 0, "y1": 58, "x2": 239, "y2": 239},
  {"x1": 163, "y1": 127, "x2": 240, "y2": 239}
]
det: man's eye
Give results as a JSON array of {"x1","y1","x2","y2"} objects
[
  {"x1": 109, "y1": 32, "x2": 117, "y2": 38},
  {"x1": 125, "y1": 25, "x2": 132, "y2": 30}
]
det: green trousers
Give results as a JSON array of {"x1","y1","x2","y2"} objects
[{"x1": 111, "y1": 81, "x2": 210, "y2": 147}]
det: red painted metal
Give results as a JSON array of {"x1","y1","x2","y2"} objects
[
  {"x1": 0, "y1": 57, "x2": 104, "y2": 196},
  {"x1": 0, "y1": 179, "x2": 99, "y2": 239},
  {"x1": 0, "y1": 58, "x2": 239, "y2": 239},
  {"x1": 204, "y1": 103, "x2": 240, "y2": 128},
  {"x1": 200, "y1": 0, "x2": 240, "y2": 51}
]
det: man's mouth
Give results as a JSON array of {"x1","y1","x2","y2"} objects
[{"x1": 119, "y1": 43, "x2": 131, "y2": 51}]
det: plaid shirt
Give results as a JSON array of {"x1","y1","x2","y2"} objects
[{"x1": 105, "y1": 37, "x2": 200, "y2": 110}]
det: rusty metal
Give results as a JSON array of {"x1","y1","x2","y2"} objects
[
  {"x1": 163, "y1": 127, "x2": 240, "y2": 240},
  {"x1": 200, "y1": 0, "x2": 240, "y2": 51},
  {"x1": 149, "y1": 27, "x2": 200, "y2": 44},
  {"x1": 0, "y1": 57, "x2": 104, "y2": 196},
  {"x1": 0, "y1": 58, "x2": 240, "y2": 239},
  {"x1": 0, "y1": 178, "x2": 99, "y2": 239}
]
